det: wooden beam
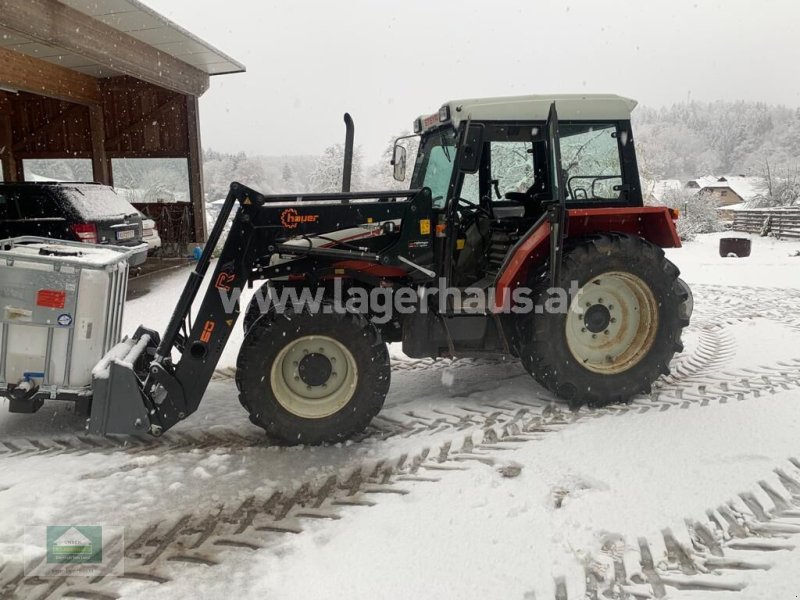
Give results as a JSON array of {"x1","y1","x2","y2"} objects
[
  {"x1": 0, "y1": 113, "x2": 17, "y2": 181},
  {"x1": 14, "y1": 151, "x2": 92, "y2": 160},
  {"x1": 186, "y1": 95, "x2": 207, "y2": 242},
  {"x1": 0, "y1": 91, "x2": 11, "y2": 114},
  {"x1": 0, "y1": 46, "x2": 101, "y2": 105},
  {"x1": 0, "y1": 0, "x2": 209, "y2": 97},
  {"x1": 89, "y1": 104, "x2": 111, "y2": 185}
]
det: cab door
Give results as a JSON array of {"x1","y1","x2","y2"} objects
[{"x1": 545, "y1": 102, "x2": 567, "y2": 286}]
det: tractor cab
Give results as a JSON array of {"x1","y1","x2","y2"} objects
[{"x1": 394, "y1": 94, "x2": 643, "y2": 288}]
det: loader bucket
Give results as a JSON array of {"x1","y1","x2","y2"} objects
[{"x1": 88, "y1": 326, "x2": 159, "y2": 435}]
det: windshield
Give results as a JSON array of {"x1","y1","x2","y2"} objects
[{"x1": 411, "y1": 128, "x2": 457, "y2": 209}]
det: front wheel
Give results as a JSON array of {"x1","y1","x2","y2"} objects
[
  {"x1": 236, "y1": 306, "x2": 390, "y2": 445},
  {"x1": 518, "y1": 233, "x2": 690, "y2": 406}
]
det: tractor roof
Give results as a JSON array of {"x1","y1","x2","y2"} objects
[{"x1": 416, "y1": 94, "x2": 637, "y2": 133}]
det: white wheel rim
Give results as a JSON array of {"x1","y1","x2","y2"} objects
[
  {"x1": 270, "y1": 335, "x2": 358, "y2": 419},
  {"x1": 565, "y1": 271, "x2": 658, "y2": 374}
]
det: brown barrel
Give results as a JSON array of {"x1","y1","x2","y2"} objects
[{"x1": 719, "y1": 237, "x2": 752, "y2": 257}]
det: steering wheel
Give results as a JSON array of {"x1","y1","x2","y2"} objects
[{"x1": 455, "y1": 197, "x2": 491, "y2": 228}]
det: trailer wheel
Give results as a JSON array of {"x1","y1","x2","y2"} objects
[
  {"x1": 236, "y1": 305, "x2": 390, "y2": 445},
  {"x1": 518, "y1": 233, "x2": 689, "y2": 407}
]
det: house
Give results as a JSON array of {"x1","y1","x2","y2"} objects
[{"x1": 684, "y1": 176, "x2": 765, "y2": 207}]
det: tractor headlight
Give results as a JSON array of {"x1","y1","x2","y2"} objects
[
  {"x1": 413, "y1": 118, "x2": 422, "y2": 133},
  {"x1": 438, "y1": 105, "x2": 450, "y2": 122}
]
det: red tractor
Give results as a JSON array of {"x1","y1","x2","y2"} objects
[{"x1": 90, "y1": 94, "x2": 692, "y2": 445}]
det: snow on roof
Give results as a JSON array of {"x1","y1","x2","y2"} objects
[
  {"x1": 685, "y1": 175, "x2": 766, "y2": 202},
  {"x1": 716, "y1": 202, "x2": 748, "y2": 212},
  {"x1": 647, "y1": 179, "x2": 682, "y2": 202}
]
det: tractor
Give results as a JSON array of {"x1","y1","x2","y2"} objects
[{"x1": 91, "y1": 94, "x2": 692, "y2": 444}]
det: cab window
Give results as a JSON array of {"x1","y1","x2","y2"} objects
[
  {"x1": 460, "y1": 172, "x2": 480, "y2": 205},
  {"x1": 411, "y1": 129, "x2": 457, "y2": 210},
  {"x1": 490, "y1": 141, "x2": 535, "y2": 198},
  {"x1": 559, "y1": 123, "x2": 622, "y2": 201}
]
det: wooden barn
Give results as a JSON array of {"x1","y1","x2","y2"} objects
[{"x1": 0, "y1": 0, "x2": 244, "y2": 247}]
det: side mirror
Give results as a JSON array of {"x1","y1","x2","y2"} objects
[
  {"x1": 458, "y1": 123, "x2": 484, "y2": 173},
  {"x1": 392, "y1": 144, "x2": 407, "y2": 182}
]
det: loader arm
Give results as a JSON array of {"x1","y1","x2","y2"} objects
[{"x1": 89, "y1": 182, "x2": 432, "y2": 436}]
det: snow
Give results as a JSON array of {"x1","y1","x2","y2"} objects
[
  {"x1": 665, "y1": 231, "x2": 800, "y2": 288},
  {"x1": 215, "y1": 393, "x2": 800, "y2": 600},
  {"x1": 2, "y1": 241, "x2": 133, "y2": 267},
  {"x1": 3, "y1": 232, "x2": 800, "y2": 599},
  {"x1": 62, "y1": 185, "x2": 140, "y2": 220}
]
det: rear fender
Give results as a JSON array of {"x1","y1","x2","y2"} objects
[{"x1": 493, "y1": 207, "x2": 681, "y2": 310}]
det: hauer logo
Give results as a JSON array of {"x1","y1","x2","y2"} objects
[{"x1": 280, "y1": 208, "x2": 319, "y2": 229}]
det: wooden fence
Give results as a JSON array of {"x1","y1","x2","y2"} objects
[{"x1": 732, "y1": 208, "x2": 800, "y2": 239}]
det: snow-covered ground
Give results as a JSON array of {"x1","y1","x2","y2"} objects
[
  {"x1": 2, "y1": 231, "x2": 800, "y2": 599},
  {"x1": 664, "y1": 231, "x2": 800, "y2": 289}
]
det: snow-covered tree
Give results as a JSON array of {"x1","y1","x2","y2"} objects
[
  {"x1": 309, "y1": 144, "x2": 364, "y2": 193},
  {"x1": 634, "y1": 101, "x2": 800, "y2": 178},
  {"x1": 23, "y1": 158, "x2": 93, "y2": 182},
  {"x1": 661, "y1": 188, "x2": 722, "y2": 241},
  {"x1": 281, "y1": 163, "x2": 294, "y2": 185},
  {"x1": 112, "y1": 158, "x2": 189, "y2": 202}
]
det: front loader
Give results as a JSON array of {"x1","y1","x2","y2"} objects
[{"x1": 89, "y1": 94, "x2": 693, "y2": 444}]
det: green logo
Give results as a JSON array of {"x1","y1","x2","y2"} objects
[{"x1": 46, "y1": 526, "x2": 102, "y2": 564}]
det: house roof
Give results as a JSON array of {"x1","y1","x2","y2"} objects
[
  {"x1": 685, "y1": 175, "x2": 765, "y2": 202},
  {"x1": 0, "y1": 0, "x2": 245, "y2": 78}
]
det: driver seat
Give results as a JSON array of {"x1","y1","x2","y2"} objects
[{"x1": 504, "y1": 178, "x2": 549, "y2": 220}]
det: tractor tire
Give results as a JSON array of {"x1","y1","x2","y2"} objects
[
  {"x1": 518, "y1": 233, "x2": 689, "y2": 407},
  {"x1": 242, "y1": 281, "x2": 282, "y2": 333},
  {"x1": 236, "y1": 304, "x2": 390, "y2": 445}
]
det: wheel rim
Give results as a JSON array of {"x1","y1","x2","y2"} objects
[
  {"x1": 565, "y1": 271, "x2": 658, "y2": 375},
  {"x1": 270, "y1": 335, "x2": 358, "y2": 419}
]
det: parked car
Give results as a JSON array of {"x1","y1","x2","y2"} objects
[
  {"x1": 137, "y1": 210, "x2": 162, "y2": 253},
  {"x1": 0, "y1": 182, "x2": 148, "y2": 265}
]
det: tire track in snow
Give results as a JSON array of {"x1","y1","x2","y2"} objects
[
  {"x1": 4, "y1": 361, "x2": 800, "y2": 599},
  {"x1": 571, "y1": 457, "x2": 800, "y2": 599}
]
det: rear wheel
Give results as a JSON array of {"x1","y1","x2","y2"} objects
[
  {"x1": 236, "y1": 305, "x2": 390, "y2": 445},
  {"x1": 518, "y1": 233, "x2": 689, "y2": 406}
]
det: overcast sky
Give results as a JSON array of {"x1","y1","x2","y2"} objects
[{"x1": 144, "y1": 0, "x2": 800, "y2": 163}]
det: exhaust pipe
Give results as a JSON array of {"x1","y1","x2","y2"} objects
[{"x1": 342, "y1": 112, "x2": 354, "y2": 192}]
